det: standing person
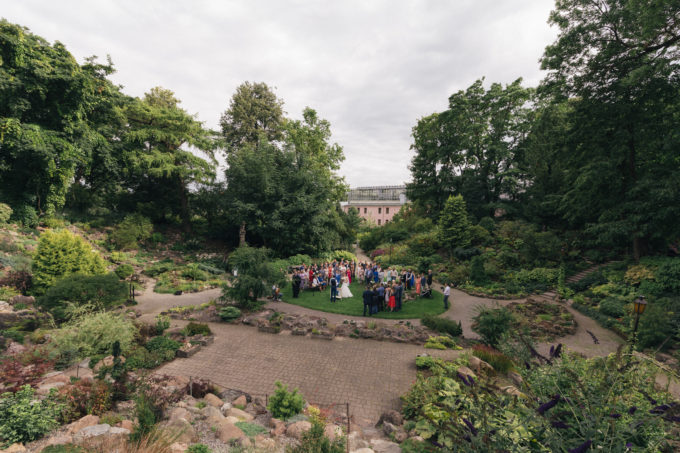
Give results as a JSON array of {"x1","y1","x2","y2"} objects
[
  {"x1": 363, "y1": 286, "x2": 373, "y2": 316},
  {"x1": 330, "y1": 275, "x2": 338, "y2": 303},
  {"x1": 415, "y1": 274, "x2": 422, "y2": 296},
  {"x1": 405, "y1": 270, "x2": 412, "y2": 290},
  {"x1": 427, "y1": 269, "x2": 433, "y2": 289},
  {"x1": 347, "y1": 266, "x2": 352, "y2": 284},
  {"x1": 388, "y1": 284, "x2": 396, "y2": 312},
  {"x1": 409, "y1": 270, "x2": 416, "y2": 290},
  {"x1": 371, "y1": 286, "x2": 381, "y2": 315},
  {"x1": 443, "y1": 283, "x2": 451, "y2": 309},
  {"x1": 292, "y1": 272, "x2": 301, "y2": 298},
  {"x1": 420, "y1": 274, "x2": 427, "y2": 295},
  {"x1": 377, "y1": 283, "x2": 385, "y2": 311},
  {"x1": 395, "y1": 280, "x2": 403, "y2": 311}
]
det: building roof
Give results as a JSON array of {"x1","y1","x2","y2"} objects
[{"x1": 346, "y1": 185, "x2": 407, "y2": 202}]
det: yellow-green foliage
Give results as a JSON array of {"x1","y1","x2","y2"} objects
[
  {"x1": 623, "y1": 264, "x2": 655, "y2": 286},
  {"x1": 32, "y1": 229, "x2": 106, "y2": 292},
  {"x1": 50, "y1": 312, "x2": 137, "y2": 361}
]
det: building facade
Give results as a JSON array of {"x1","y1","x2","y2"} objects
[{"x1": 342, "y1": 185, "x2": 408, "y2": 226}]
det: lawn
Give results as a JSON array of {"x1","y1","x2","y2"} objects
[{"x1": 280, "y1": 281, "x2": 447, "y2": 319}]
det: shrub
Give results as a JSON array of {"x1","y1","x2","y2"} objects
[
  {"x1": 267, "y1": 381, "x2": 304, "y2": 420},
  {"x1": 145, "y1": 336, "x2": 181, "y2": 357},
  {"x1": 438, "y1": 195, "x2": 471, "y2": 250},
  {"x1": 12, "y1": 204, "x2": 38, "y2": 228},
  {"x1": 636, "y1": 298, "x2": 678, "y2": 350},
  {"x1": 58, "y1": 380, "x2": 112, "y2": 420},
  {"x1": 38, "y1": 273, "x2": 127, "y2": 322},
  {"x1": 332, "y1": 250, "x2": 357, "y2": 262},
  {"x1": 234, "y1": 421, "x2": 268, "y2": 437},
  {"x1": 478, "y1": 217, "x2": 495, "y2": 232},
  {"x1": 0, "y1": 203, "x2": 12, "y2": 224},
  {"x1": 0, "y1": 349, "x2": 54, "y2": 392},
  {"x1": 508, "y1": 268, "x2": 559, "y2": 291},
  {"x1": 131, "y1": 391, "x2": 162, "y2": 442},
  {"x1": 415, "y1": 355, "x2": 443, "y2": 370},
  {"x1": 182, "y1": 264, "x2": 208, "y2": 281},
  {"x1": 472, "y1": 306, "x2": 513, "y2": 347},
  {"x1": 115, "y1": 264, "x2": 135, "y2": 280},
  {"x1": 0, "y1": 385, "x2": 63, "y2": 446},
  {"x1": 471, "y1": 345, "x2": 514, "y2": 374},
  {"x1": 421, "y1": 315, "x2": 462, "y2": 337},
  {"x1": 598, "y1": 296, "x2": 626, "y2": 318},
  {"x1": 143, "y1": 259, "x2": 175, "y2": 277},
  {"x1": 469, "y1": 255, "x2": 487, "y2": 284},
  {"x1": 32, "y1": 229, "x2": 107, "y2": 293},
  {"x1": 182, "y1": 322, "x2": 211, "y2": 337},
  {"x1": 111, "y1": 214, "x2": 153, "y2": 250},
  {"x1": 219, "y1": 306, "x2": 242, "y2": 322},
  {"x1": 224, "y1": 246, "x2": 286, "y2": 310},
  {"x1": 41, "y1": 446, "x2": 87, "y2": 453},
  {"x1": 155, "y1": 315, "x2": 170, "y2": 334},
  {"x1": 50, "y1": 312, "x2": 137, "y2": 364},
  {"x1": 286, "y1": 418, "x2": 345, "y2": 453},
  {"x1": 453, "y1": 247, "x2": 481, "y2": 261},
  {"x1": 187, "y1": 444, "x2": 212, "y2": 453},
  {"x1": 0, "y1": 269, "x2": 32, "y2": 294}
]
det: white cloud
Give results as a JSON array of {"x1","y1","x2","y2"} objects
[{"x1": 1, "y1": 0, "x2": 558, "y2": 186}]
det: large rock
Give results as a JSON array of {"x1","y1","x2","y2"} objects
[
  {"x1": 68, "y1": 414, "x2": 101, "y2": 434},
  {"x1": 169, "y1": 442, "x2": 188, "y2": 453},
  {"x1": 501, "y1": 385, "x2": 523, "y2": 397},
  {"x1": 92, "y1": 355, "x2": 126, "y2": 373},
  {"x1": 270, "y1": 418, "x2": 286, "y2": 437},
  {"x1": 42, "y1": 434, "x2": 73, "y2": 448},
  {"x1": 73, "y1": 424, "x2": 130, "y2": 452},
  {"x1": 203, "y1": 393, "x2": 224, "y2": 408},
  {"x1": 3, "y1": 341, "x2": 26, "y2": 355},
  {"x1": 118, "y1": 420, "x2": 134, "y2": 431},
  {"x1": 456, "y1": 366, "x2": 477, "y2": 380},
  {"x1": 232, "y1": 394, "x2": 247, "y2": 408},
  {"x1": 508, "y1": 371, "x2": 524, "y2": 387},
  {"x1": 220, "y1": 402, "x2": 232, "y2": 415},
  {"x1": 254, "y1": 435, "x2": 277, "y2": 450},
  {"x1": 382, "y1": 422, "x2": 406, "y2": 442},
  {"x1": 39, "y1": 371, "x2": 70, "y2": 386},
  {"x1": 160, "y1": 418, "x2": 198, "y2": 444},
  {"x1": 0, "y1": 301, "x2": 10, "y2": 311},
  {"x1": 324, "y1": 424, "x2": 344, "y2": 441},
  {"x1": 9, "y1": 295, "x2": 34, "y2": 305},
  {"x1": 36, "y1": 381, "x2": 66, "y2": 396},
  {"x1": 216, "y1": 420, "x2": 245, "y2": 443},
  {"x1": 169, "y1": 407, "x2": 193, "y2": 423},
  {"x1": 286, "y1": 421, "x2": 312, "y2": 440},
  {"x1": 353, "y1": 449, "x2": 375, "y2": 453},
  {"x1": 376, "y1": 410, "x2": 403, "y2": 427},
  {"x1": 348, "y1": 432, "x2": 370, "y2": 450},
  {"x1": 227, "y1": 407, "x2": 254, "y2": 421},
  {"x1": 469, "y1": 356, "x2": 494, "y2": 374},
  {"x1": 370, "y1": 439, "x2": 402, "y2": 453}
]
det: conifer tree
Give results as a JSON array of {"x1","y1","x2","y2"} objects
[{"x1": 438, "y1": 195, "x2": 472, "y2": 251}]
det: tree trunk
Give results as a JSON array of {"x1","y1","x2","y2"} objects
[
  {"x1": 177, "y1": 177, "x2": 191, "y2": 233},
  {"x1": 239, "y1": 221, "x2": 246, "y2": 246}
]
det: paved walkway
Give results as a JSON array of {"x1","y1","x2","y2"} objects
[{"x1": 158, "y1": 322, "x2": 460, "y2": 426}]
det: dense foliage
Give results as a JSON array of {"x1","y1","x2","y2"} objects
[
  {"x1": 223, "y1": 245, "x2": 286, "y2": 310},
  {"x1": 267, "y1": 381, "x2": 305, "y2": 420},
  {"x1": 0, "y1": 386, "x2": 62, "y2": 447}
]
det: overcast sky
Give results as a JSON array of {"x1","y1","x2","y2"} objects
[{"x1": 2, "y1": 1, "x2": 557, "y2": 187}]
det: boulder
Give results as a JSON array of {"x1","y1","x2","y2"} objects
[
  {"x1": 376, "y1": 410, "x2": 403, "y2": 427},
  {"x1": 469, "y1": 356, "x2": 494, "y2": 374},
  {"x1": 353, "y1": 449, "x2": 375, "y2": 453},
  {"x1": 93, "y1": 355, "x2": 126, "y2": 373},
  {"x1": 36, "y1": 381, "x2": 66, "y2": 396},
  {"x1": 370, "y1": 439, "x2": 402, "y2": 453},
  {"x1": 382, "y1": 422, "x2": 406, "y2": 441},
  {"x1": 286, "y1": 421, "x2": 312, "y2": 440},
  {"x1": 232, "y1": 394, "x2": 247, "y2": 408},
  {"x1": 216, "y1": 420, "x2": 245, "y2": 443},
  {"x1": 270, "y1": 418, "x2": 286, "y2": 437},
  {"x1": 456, "y1": 366, "x2": 477, "y2": 380},
  {"x1": 254, "y1": 435, "x2": 277, "y2": 450},
  {"x1": 39, "y1": 371, "x2": 70, "y2": 386},
  {"x1": 4, "y1": 341, "x2": 26, "y2": 355},
  {"x1": 220, "y1": 402, "x2": 232, "y2": 415},
  {"x1": 501, "y1": 385, "x2": 523, "y2": 397},
  {"x1": 160, "y1": 418, "x2": 198, "y2": 444},
  {"x1": 73, "y1": 424, "x2": 130, "y2": 452},
  {"x1": 227, "y1": 407, "x2": 254, "y2": 421},
  {"x1": 203, "y1": 393, "x2": 224, "y2": 408},
  {"x1": 324, "y1": 424, "x2": 344, "y2": 441},
  {"x1": 118, "y1": 420, "x2": 134, "y2": 431},
  {"x1": 9, "y1": 295, "x2": 34, "y2": 305},
  {"x1": 68, "y1": 414, "x2": 101, "y2": 434},
  {"x1": 238, "y1": 437, "x2": 252, "y2": 448},
  {"x1": 3, "y1": 444, "x2": 26, "y2": 452},
  {"x1": 225, "y1": 416, "x2": 240, "y2": 424},
  {"x1": 169, "y1": 407, "x2": 193, "y2": 423},
  {"x1": 42, "y1": 434, "x2": 73, "y2": 449},
  {"x1": 508, "y1": 371, "x2": 524, "y2": 387},
  {"x1": 169, "y1": 442, "x2": 188, "y2": 452},
  {"x1": 348, "y1": 432, "x2": 370, "y2": 450}
]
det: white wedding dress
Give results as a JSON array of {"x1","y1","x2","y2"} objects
[{"x1": 339, "y1": 276, "x2": 353, "y2": 298}]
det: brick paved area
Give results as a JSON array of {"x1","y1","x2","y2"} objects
[{"x1": 158, "y1": 323, "x2": 461, "y2": 426}]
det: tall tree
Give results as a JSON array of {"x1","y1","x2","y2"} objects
[
  {"x1": 124, "y1": 87, "x2": 216, "y2": 231},
  {"x1": 438, "y1": 195, "x2": 472, "y2": 251},
  {"x1": 220, "y1": 81, "x2": 284, "y2": 153},
  {"x1": 541, "y1": 0, "x2": 680, "y2": 258}
]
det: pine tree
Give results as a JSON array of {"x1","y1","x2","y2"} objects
[{"x1": 438, "y1": 195, "x2": 472, "y2": 251}]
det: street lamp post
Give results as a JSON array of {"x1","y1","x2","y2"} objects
[{"x1": 629, "y1": 295, "x2": 647, "y2": 356}]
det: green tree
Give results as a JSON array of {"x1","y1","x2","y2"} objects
[
  {"x1": 223, "y1": 246, "x2": 286, "y2": 309},
  {"x1": 220, "y1": 81, "x2": 284, "y2": 153},
  {"x1": 32, "y1": 229, "x2": 106, "y2": 292},
  {"x1": 124, "y1": 87, "x2": 216, "y2": 231},
  {"x1": 438, "y1": 195, "x2": 471, "y2": 251}
]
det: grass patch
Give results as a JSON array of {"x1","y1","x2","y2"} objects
[
  {"x1": 235, "y1": 421, "x2": 268, "y2": 437},
  {"x1": 281, "y1": 281, "x2": 446, "y2": 319}
]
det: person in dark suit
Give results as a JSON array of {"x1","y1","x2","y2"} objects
[
  {"x1": 395, "y1": 281, "x2": 403, "y2": 311},
  {"x1": 330, "y1": 276, "x2": 338, "y2": 303},
  {"x1": 427, "y1": 269, "x2": 433, "y2": 288},
  {"x1": 362, "y1": 286, "x2": 374, "y2": 316},
  {"x1": 371, "y1": 287, "x2": 381, "y2": 315},
  {"x1": 376, "y1": 283, "x2": 385, "y2": 311},
  {"x1": 292, "y1": 272, "x2": 301, "y2": 298}
]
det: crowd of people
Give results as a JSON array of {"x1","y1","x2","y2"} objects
[{"x1": 287, "y1": 260, "x2": 448, "y2": 314}]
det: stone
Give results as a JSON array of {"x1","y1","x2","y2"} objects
[
  {"x1": 286, "y1": 420, "x2": 312, "y2": 440},
  {"x1": 68, "y1": 414, "x2": 101, "y2": 434},
  {"x1": 201, "y1": 405, "x2": 222, "y2": 420},
  {"x1": 348, "y1": 431, "x2": 370, "y2": 451},
  {"x1": 0, "y1": 301, "x2": 10, "y2": 311},
  {"x1": 3, "y1": 444, "x2": 26, "y2": 452},
  {"x1": 353, "y1": 449, "x2": 375, "y2": 453},
  {"x1": 370, "y1": 439, "x2": 401, "y2": 453},
  {"x1": 508, "y1": 371, "x2": 524, "y2": 387},
  {"x1": 92, "y1": 355, "x2": 126, "y2": 373},
  {"x1": 225, "y1": 416, "x2": 240, "y2": 424},
  {"x1": 9, "y1": 295, "x2": 34, "y2": 305},
  {"x1": 43, "y1": 434, "x2": 73, "y2": 448},
  {"x1": 4, "y1": 341, "x2": 26, "y2": 355},
  {"x1": 469, "y1": 356, "x2": 494, "y2": 374},
  {"x1": 324, "y1": 423, "x2": 344, "y2": 441},
  {"x1": 160, "y1": 418, "x2": 198, "y2": 444},
  {"x1": 232, "y1": 394, "x2": 247, "y2": 408},
  {"x1": 501, "y1": 385, "x2": 523, "y2": 397},
  {"x1": 118, "y1": 420, "x2": 134, "y2": 431},
  {"x1": 169, "y1": 442, "x2": 188, "y2": 452},
  {"x1": 203, "y1": 392, "x2": 224, "y2": 407},
  {"x1": 220, "y1": 402, "x2": 233, "y2": 415},
  {"x1": 456, "y1": 366, "x2": 477, "y2": 380},
  {"x1": 73, "y1": 424, "x2": 130, "y2": 452},
  {"x1": 216, "y1": 421, "x2": 245, "y2": 443},
  {"x1": 270, "y1": 418, "x2": 286, "y2": 437},
  {"x1": 376, "y1": 410, "x2": 403, "y2": 427},
  {"x1": 254, "y1": 435, "x2": 277, "y2": 450},
  {"x1": 170, "y1": 407, "x2": 193, "y2": 422},
  {"x1": 36, "y1": 381, "x2": 66, "y2": 396},
  {"x1": 238, "y1": 437, "x2": 252, "y2": 448},
  {"x1": 227, "y1": 407, "x2": 254, "y2": 421},
  {"x1": 39, "y1": 371, "x2": 70, "y2": 386}
]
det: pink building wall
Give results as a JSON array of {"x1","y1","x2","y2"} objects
[{"x1": 343, "y1": 204, "x2": 399, "y2": 226}]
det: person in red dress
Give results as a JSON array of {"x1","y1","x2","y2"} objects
[
  {"x1": 346, "y1": 267, "x2": 352, "y2": 284},
  {"x1": 387, "y1": 285, "x2": 396, "y2": 312}
]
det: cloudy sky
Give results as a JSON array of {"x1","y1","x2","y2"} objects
[{"x1": 2, "y1": 1, "x2": 557, "y2": 187}]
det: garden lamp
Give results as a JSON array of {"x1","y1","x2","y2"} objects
[{"x1": 633, "y1": 295, "x2": 647, "y2": 315}]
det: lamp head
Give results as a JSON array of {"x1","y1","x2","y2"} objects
[{"x1": 633, "y1": 295, "x2": 647, "y2": 315}]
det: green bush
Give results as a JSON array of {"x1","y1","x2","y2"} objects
[
  {"x1": 234, "y1": 421, "x2": 268, "y2": 437},
  {"x1": 125, "y1": 346, "x2": 168, "y2": 370},
  {"x1": 143, "y1": 259, "x2": 176, "y2": 277},
  {"x1": 636, "y1": 297, "x2": 679, "y2": 350},
  {"x1": 50, "y1": 312, "x2": 137, "y2": 364},
  {"x1": 472, "y1": 306, "x2": 513, "y2": 347},
  {"x1": 0, "y1": 385, "x2": 63, "y2": 446},
  {"x1": 182, "y1": 322, "x2": 211, "y2": 337},
  {"x1": 145, "y1": 335, "x2": 181, "y2": 360},
  {"x1": 438, "y1": 195, "x2": 471, "y2": 250},
  {"x1": 508, "y1": 268, "x2": 559, "y2": 292},
  {"x1": 115, "y1": 264, "x2": 134, "y2": 280},
  {"x1": 471, "y1": 345, "x2": 514, "y2": 374},
  {"x1": 37, "y1": 273, "x2": 127, "y2": 322},
  {"x1": 267, "y1": 381, "x2": 304, "y2": 420},
  {"x1": 219, "y1": 306, "x2": 242, "y2": 322},
  {"x1": 224, "y1": 246, "x2": 286, "y2": 310},
  {"x1": 599, "y1": 296, "x2": 626, "y2": 318},
  {"x1": 187, "y1": 444, "x2": 212, "y2": 453},
  {"x1": 111, "y1": 213, "x2": 153, "y2": 250},
  {"x1": 469, "y1": 255, "x2": 487, "y2": 284},
  {"x1": 331, "y1": 250, "x2": 357, "y2": 262},
  {"x1": 131, "y1": 391, "x2": 161, "y2": 442},
  {"x1": 32, "y1": 229, "x2": 107, "y2": 293},
  {"x1": 0, "y1": 203, "x2": 12, "y2": 224},
  {"x1": 421, "y1": 315, "x2": 462, "y2": 337},
  {"x1": 12, "y1": 204, "x2": 38, "y2": 228},
  {"x1": 182, "y1": 264, "x2": 208, "y2": 281},
  {"x1": 155, "y1": 314, "x2": 170, "y2": 334},
  {"x1": 415, "y1": 355, "x2": 443, "y2": 370},
  {"x1": 478, "y1": 217, "x2": 495, "y2": 232},
  {"x1": 286, "y1": 418, "x2": 345, "y2": 453}
]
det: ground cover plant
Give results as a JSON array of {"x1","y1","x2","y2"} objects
[{"x1": 281, "y1": 281, "x2": 447, "y2": 319}]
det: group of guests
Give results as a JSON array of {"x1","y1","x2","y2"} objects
[
  {"x1": 290, "y1": 260, "x2": 356, "y2": 301},
  {"x1": 357, "y1": 264, "x2": 433, "y2": 297}
]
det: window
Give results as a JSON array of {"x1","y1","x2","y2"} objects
[
  {"x1": 378, "y1": 207, "x2": 382, "y2": 214},
  {"x1": 364, "y1": 207, "x2": 367, "y2": 214},
  {"x1": 386, "y1": 207, "x2": 390, "y2": 214},
  {"x1": 378, "y1": 219, "x2": 381, "y2": 225}
]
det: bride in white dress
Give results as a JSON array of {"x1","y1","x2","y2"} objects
[{"x1": 339, "y1": 275, "x2": 353, "y2": 299}]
